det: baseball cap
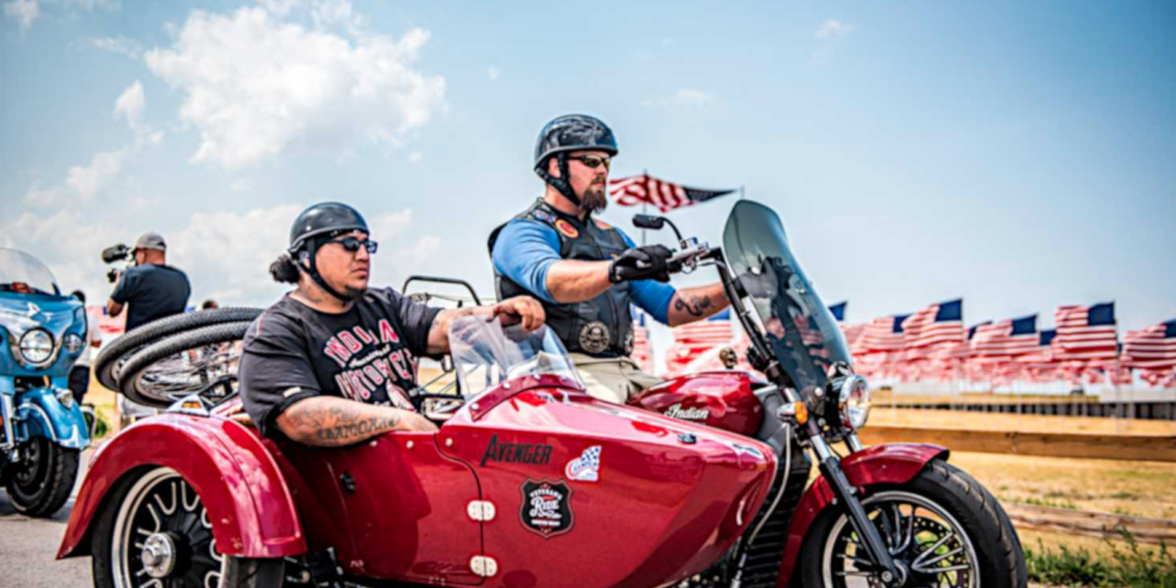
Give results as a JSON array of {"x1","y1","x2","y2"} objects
[{"x1": 133, "y1": 232, "x2": 167, "y2": 252}]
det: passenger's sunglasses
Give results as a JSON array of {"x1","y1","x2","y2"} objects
[
  {"x1": 568, "y1": 155, "x2": 611, "y2": 170},
  {"x1": 327, "y1": 236, "x2": 379, "y2": 254}
]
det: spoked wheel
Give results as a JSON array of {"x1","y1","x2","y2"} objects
[
  {"x1": 800, "y1": 459, "x2": 1026, "y2": 588},
  {"x1": 92, "y1": 467, "x2": 284, "y2": 588},
  {"x1": 116, "y1": 322, "x2": 252, "y2": 408},
  {"x1": 4, "y1": 436, "x2": 80, "y2": 517}
]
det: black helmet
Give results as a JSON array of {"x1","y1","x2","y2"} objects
[
  {"x1": 534, "y1": 114, "x2": 618, "y2": 206},
  {"x1": 287, "y1": 202, "x2": 369, "y2": 302},
  {"x1": 288, "y1": 202, "x2": 369, "y2": 253}
]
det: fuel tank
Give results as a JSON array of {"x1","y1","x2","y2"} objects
[{"x1": 631, "y1": 371, "x2": 765, "y2": 437}]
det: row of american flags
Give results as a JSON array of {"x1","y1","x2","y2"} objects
[{"x1": 632, "y1": 301, "x2": 1176, "y2": 388}]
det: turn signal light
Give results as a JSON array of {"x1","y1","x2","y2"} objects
[{"x1": 775, "y1": 401, "x2": 809, "y2": 425}]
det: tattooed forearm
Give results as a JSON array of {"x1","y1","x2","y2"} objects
[
  {"x1": 668, "y1": 283, "x2": 731, "y2": 327},
  {"x1": 674, "y1": 294, "x2": 713, "y2": 317},
  {"x1": 277, "y1": 396, "x2": 406, "y2": 447}
]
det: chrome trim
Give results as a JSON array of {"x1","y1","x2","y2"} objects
[
  {"x1": 846, "y1": 433, "x2": 864, "y2": 454},
  {"x1": 7, "y1": 326, "x2": 65, "y2": 370},
  {"x1": 0, "y1": 394, "x2": 15, "y2": 451},
  {"x1": 18, "y1": 403, "x2": 58, "y2": 441}
]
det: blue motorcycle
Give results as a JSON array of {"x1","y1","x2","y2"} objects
[{"x1": 0, "y1": 248, "x2": 91, "y2": 517}]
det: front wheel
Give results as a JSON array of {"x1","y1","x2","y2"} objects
[
  {"x1": 92, "y1": 467, "x2": 285, "y2": 588},
  {"x1": 799, "y1": 459, "x2": 1026, "y2": 588},
  {"x1": 4, "y1": 436, "x2": 79, "y2": 517}
]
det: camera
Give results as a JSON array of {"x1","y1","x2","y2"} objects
[{"x1": 101, "y1": 244, "x2": 133, "y2": 283}]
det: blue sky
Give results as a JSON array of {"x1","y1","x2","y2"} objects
[{"x1": 1, "y1": 0, "x2": 1173, "y2": 338}]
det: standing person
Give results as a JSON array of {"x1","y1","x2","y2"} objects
[
  {"x1": 488, "y1": 114, "x2": 730, "y2": 404},
  {"x1": 238, "y1": 202, "x2": 545, "y2": 445},
  {"x1": 106, "y1": 232, "x2": 191, "y2": 332},
  {"x1": 67, "y1": 290, "x2": 103, "y2": 404},
  {"x1": 201, "y1": 299, "x2": 219, "y2": 310}
]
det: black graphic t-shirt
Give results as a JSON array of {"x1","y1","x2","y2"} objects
[{"x1": 239, "y1": 288, "x2": 441, "y2": 438}]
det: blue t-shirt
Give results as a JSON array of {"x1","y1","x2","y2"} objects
[
  {"x1": 491, "y1": 219, "x2": 676, "y2": 324},
  {"x1": 110, "y1": 264, "x2": 191, "y2": 331}
]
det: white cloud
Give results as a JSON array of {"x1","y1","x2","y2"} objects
[
  {"x1": 675, "y1": 88, "x2": 712, "y2": 106},
  {"x1": 64, "y1": 146, "x2": 131, "y2": 202},
  {"x1": 256, "y1": 0, "x2": 299, "y2": 17},
  {"x1": 816, "y1": 19, "x2": 853, "y2": 39},
  {"x1": 114, "y1": 80, "x2": 144, "y2": 131},
  {"x1": 487, "y1": 66, "x2": 500, "y2": 82},
  {"x1": 144, "y1": 6, "x2": 446, "y2": 170},
  {"x1": 3, "y1": 0, "x2": 39, "y2": 29},
  {"x1": 407, "y1": 151, "x2": 422, "y2": 164},
  {"x1": 91, "y1": 35, "x2": 142, "y2": 58},
  {"x1": 310, "y1": 0, "x2": 363, "y2": 31}
]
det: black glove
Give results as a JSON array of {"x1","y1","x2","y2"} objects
[{"x1": 609, "y1": 245, "x2": 674, "y2": 283}]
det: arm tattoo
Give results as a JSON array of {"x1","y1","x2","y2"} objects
[
  {"x1": 674, "y1": 294, "x2": 713, "y2": 317},
  {"x1": 281, "y1": 397, "x2": 403, "y2": 447}
]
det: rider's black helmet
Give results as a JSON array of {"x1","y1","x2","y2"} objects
[
  {"x1": 288, "y1": 202, "x2": 369, "y2": 254},
  {"x1": 534, "y1": 114, "x2": 618, "y2": 206}
]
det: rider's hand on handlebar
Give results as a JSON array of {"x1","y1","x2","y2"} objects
[
  {"x1": 490, "y1": 296, "x2": 546, "y2": 332},
  {"x1": 609, "y1": 244, "x2": 673, "y2": 283}
]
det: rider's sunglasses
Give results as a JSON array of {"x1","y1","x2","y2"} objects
[
  {"x1": 569, "y1": 155, "x2": 611, "y2": 170},
  {"x1": 327, "y1": 236, "x2": 378, "y2": 255}
]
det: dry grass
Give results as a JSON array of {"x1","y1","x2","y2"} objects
[{"x1": 871, "y1": 407, "x2": 1176, "y2": 436}]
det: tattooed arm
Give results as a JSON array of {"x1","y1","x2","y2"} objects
[
  {"x1": 275, "y1": 396, "x2": 438, "y2": 447},
  {"x1": 667, "y1": 282, "x2": 730, "y2": 327}
]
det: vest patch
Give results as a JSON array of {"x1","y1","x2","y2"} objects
[{"x1": 554, "y1": 219, "x2": 580, "y2": 239}]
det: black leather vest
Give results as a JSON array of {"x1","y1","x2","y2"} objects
[{"x1": 488, "y1": 199, "x2": 634, "y2": 358}]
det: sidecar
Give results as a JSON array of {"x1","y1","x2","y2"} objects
[
  {"x1": 0, "y1": 248, "x2": 91, "y2": 517},
  {"x1": 58, "y1": 316, "x2": 777, "y2": 588}
]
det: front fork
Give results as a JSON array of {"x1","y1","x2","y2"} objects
[
  {"x1": 1, "y1": 393, "x2": 16, "y2": 457},
  {"x1": 807, "y1": 426, "x2": 906, "y2": 586}
]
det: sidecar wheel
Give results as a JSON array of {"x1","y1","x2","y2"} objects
[
  {"x1": 798, "y1": 458, "x2": 1026, "y2": 588},
  {"x1": 4, "y1": 436, "x2": 79, "y2": 517},
  {"x1": 92, "y1": 467, "x2": 285, "y2": 588}
]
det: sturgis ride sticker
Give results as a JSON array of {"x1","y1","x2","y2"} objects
[
  {"x1": 520, "y1": 480, "x2": 574, "y2": 538},
  {"x1": 554, "y1": 219, "x2": 580, "y2": 239}
]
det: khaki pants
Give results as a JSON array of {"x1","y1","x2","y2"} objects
[{"x1": 571, "y1": 353, "x2": 662, "y2": 404}]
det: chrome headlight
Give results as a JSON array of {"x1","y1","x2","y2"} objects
[
  {"x1": 65, "y1": 333, "x2": 84, "y2": 354},
  {"x1": 838, "y1": 375, "x2": 871, "y2": 431},
  {"x1": 19, "y1": 329, "x2": 54, "y2": 364}
]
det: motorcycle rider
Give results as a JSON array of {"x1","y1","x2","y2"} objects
[
  {"x1": 239, "y1": 202, "x2": 545, "y2": 446},
  {"x1": 488, "y1": 114, "x2": 729, "y2": 404}
]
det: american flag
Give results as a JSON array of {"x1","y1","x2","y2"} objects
[
  {"x1": 1054, "y1": 303, "x2": 1118, "y2": 361},
  {"x1": 902, "y1": 299, "x2": 965, "y2": 350},
  {"x1": 631, "y1": 313, "x2": 654, "y2": 374},
  {"x1": 664, "y1": 310, "x2": 735, "y2": 377},
  {"x1": 608, "y1": 174, "x2": 735, "y2": 212},
  {"x1": 971, "y1": 315, "x2": 1039, "y2": 358},
  {"x1": 1122, "y1": 319, "x2": 1176, "y2": 373},
  {"x1": 860, "y1": 314, "x2": 909, "y2": 352}
]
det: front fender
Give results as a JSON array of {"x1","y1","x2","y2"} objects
[
  {"x1": 777, "y1": 443, "x2": 949, "y2": 585},
  {"x1": 16, "y1": 386, "x2": 90, "y2": 449},
  {"x1": 57, "y1": 414, "x2": 306, "y2": 560}
]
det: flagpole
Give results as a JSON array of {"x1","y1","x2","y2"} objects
[{"x1": 641, "y1": 169, "x2": 649, "y2": 246}]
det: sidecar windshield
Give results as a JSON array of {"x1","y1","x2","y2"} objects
[
  {"x1": 448, "y1": 315, "x2": 583, "y2": 399},
  {"x1": 722, "y1": 200, "x2": 852, "y2": 392},
  {"x1": 0, "y1": 249, "x2": 60, "y2": 296}
]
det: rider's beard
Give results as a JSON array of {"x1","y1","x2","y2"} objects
[{"x1": 580, "y1": 183, "x2": 608, "y2": 214}]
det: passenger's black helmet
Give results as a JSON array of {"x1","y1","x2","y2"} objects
[
  {"x1": 288, "y1": 202, "x2": 369, "y2": 254},
  {"x1": 533, "y1": 114, "x2": 618, "y2": 171}
]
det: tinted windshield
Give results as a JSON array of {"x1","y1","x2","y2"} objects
[
  {"x1": 448, "y1": 316, "x2": 583, "y2": 399},
  {"x1": 722, "y1": 200, "x2": 851, "y2": 392},
  {"x1": 0, "y1": 249, "x2": 59, "y2": 296}
]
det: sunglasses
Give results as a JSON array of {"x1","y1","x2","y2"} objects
[
  {"x1": 327, "y1": 236, "x2": 379, "y2": 254},
  {"x1": 569, "y1": 155, "x2": 611, "y2": 170}
]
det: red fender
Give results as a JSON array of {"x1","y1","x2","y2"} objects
[
  {"x1": 776, "y1": 443, "x2": 949, "y2": 585},
  {"x1": 57, "y1": 414, "x2": 306, "y2": 559}
]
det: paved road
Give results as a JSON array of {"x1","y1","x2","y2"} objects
[{"x1": 0, "y1": 448, "x2": 94, "y2": 587}]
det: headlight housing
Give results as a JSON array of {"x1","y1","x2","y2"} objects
[
  {"x1": 65, "y1": 333, "x2": 84, "y2": 354},
  {"x1": 838, "y1": 375, "x2": 871, "y2": 431},
  {"x1": 19, "y1": 329, "x2": 54, "y2": 364}
]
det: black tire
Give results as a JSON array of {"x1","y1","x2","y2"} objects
[
  {"x1": 91, "y1": 467, "x2": 285, "y2": 588},
  {"x1": 94, "y1": 308, "x2": 263, "y2": 392},
  {"x1": 4, "y1": 436, "x2": 80, "y2": 518},
  {"x1": 798, "y1": 458, "x2": 1026, "y2": 588},
  {"x1": 116, "y1": 321, "x2": 253, "y2": 406}
]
